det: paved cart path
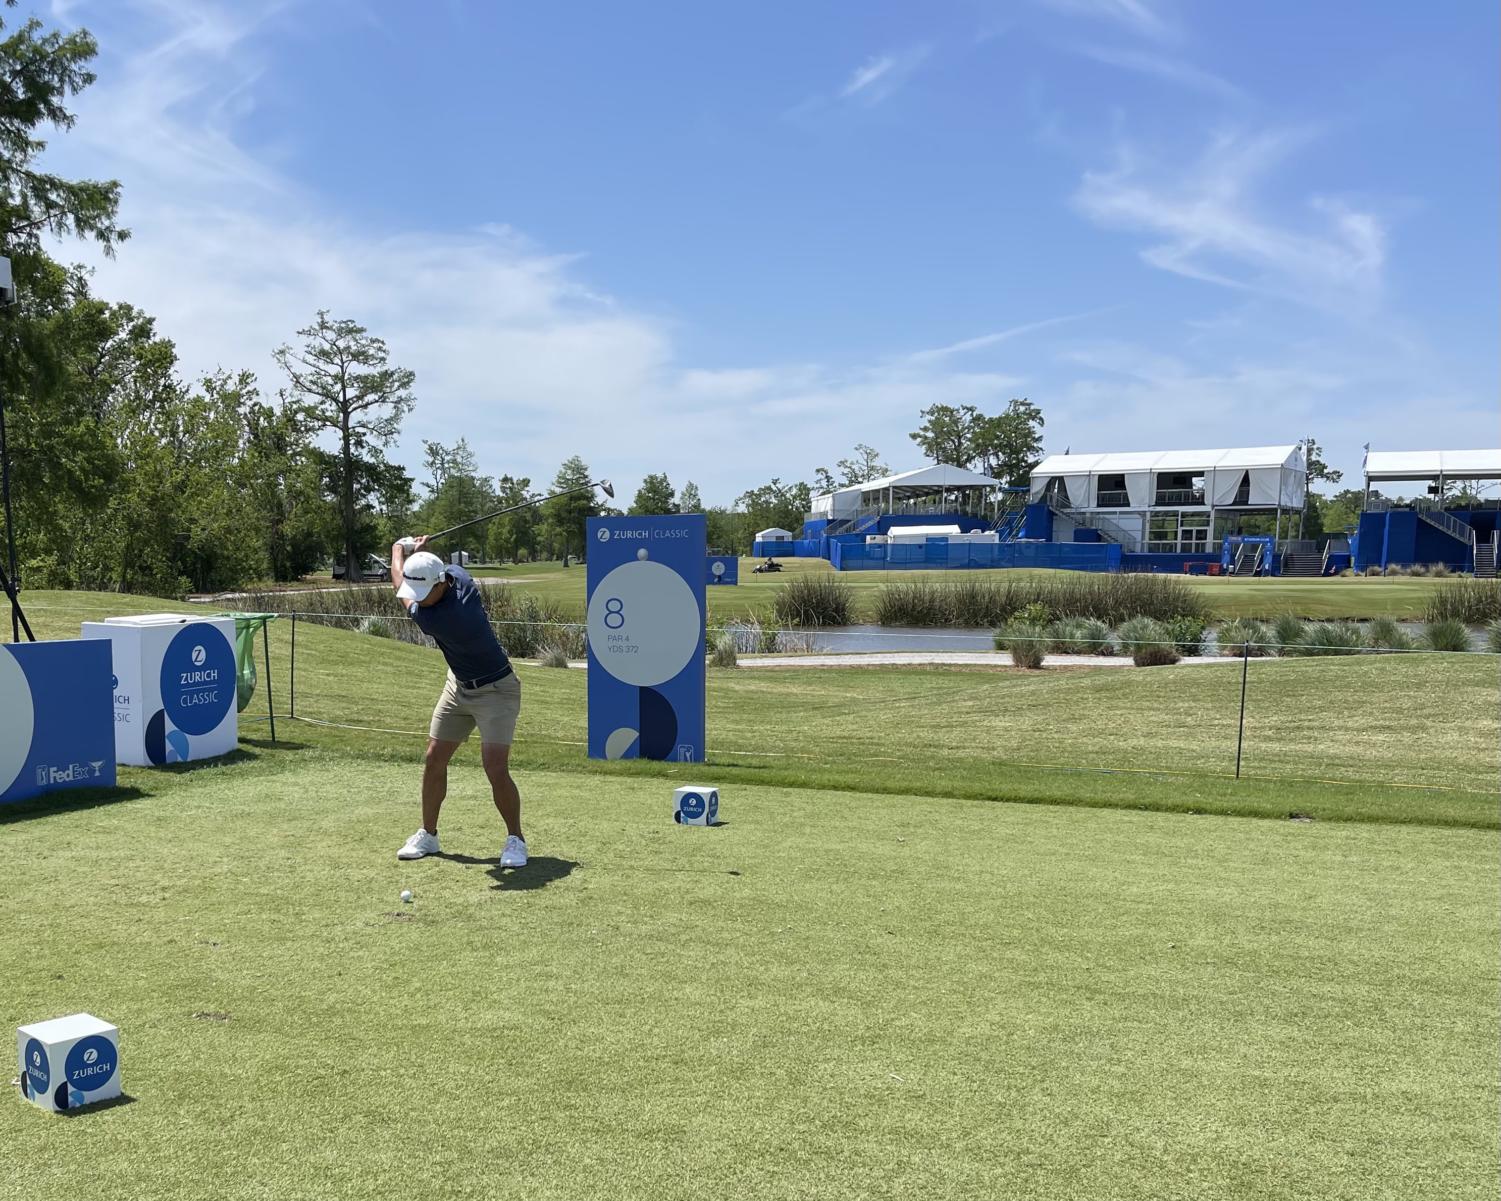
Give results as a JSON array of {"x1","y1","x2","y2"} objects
[{"x1": 564, "y1": 651, "x2": 1238, "y2": 669}]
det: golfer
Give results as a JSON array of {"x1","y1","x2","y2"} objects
[{"x1": 390, "y1": 536, "x2": 527, "y2": 867}]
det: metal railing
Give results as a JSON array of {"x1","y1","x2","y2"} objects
[
  {"x1": 1415, "y1": 503, "x2": 1475, "y2": 546},
  {"x1": 1095, "y1": 489, "x2": 1130, "y2": 507},
  {"x1": 1046, "y1": 495, "x2": 1141, "y2": 549},
  {"x1": 1154, "y1": 488, "x2": 1206, "y2": 506}
]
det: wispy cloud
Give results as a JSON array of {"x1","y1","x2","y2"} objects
[
  {"x1": 1036, "y1": 0, "x2": 1177, "y2": 43},
  {"x1": 1073, "y1": 129, "x2": 1387, "y2": 311},
  {"x1": 906, "y1": 310, "x2": 1107, "y2": 363},
  {"x1": 41, "y1": 3, "x2": 1010, "y2": 502},
  {"x1": 835, "y1": 43, "x2": 933, "y2": 106},
  {"x1": 1073, "y1": 43, "x2": 1244, "y2": 102}
]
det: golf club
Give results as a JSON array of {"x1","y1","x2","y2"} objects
[{"x1": 418, "y1": 479, "x2": 614, "y2": 545}]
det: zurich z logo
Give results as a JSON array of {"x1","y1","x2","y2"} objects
[
  {"x1": 596, "y1": 527, "x2": 610, "y2": 542},
  {"x1": 191, "y1": 645, "x2": 207, "y2": 666}
]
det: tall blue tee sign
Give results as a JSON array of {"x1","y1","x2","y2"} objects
[{"x1": 587, "y1": 515, "x2": 706, "y2": 761}]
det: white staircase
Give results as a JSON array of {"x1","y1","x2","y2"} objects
[{"x1": 1476, "y1": 534, "x2": 1498, "y2": 579}]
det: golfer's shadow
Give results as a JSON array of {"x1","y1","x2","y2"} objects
[{"x1": 441, "y1": 852, "x2": 579, "y2": 892}]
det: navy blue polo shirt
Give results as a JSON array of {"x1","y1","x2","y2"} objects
[{"x1": 406, "y1": 566, "x2": 512, "y2": 683}]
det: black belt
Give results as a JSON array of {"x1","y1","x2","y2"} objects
[{"x1": 455, "y1": 665, "x2": 513, "y2": 690}]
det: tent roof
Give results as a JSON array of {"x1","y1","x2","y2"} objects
[
  {"x1": 812, "y1": 464, "x2": 1002, "y2": 501},
  {"x1": 1364, "y1": 449, "x2": 1501, "y2": 480},
  {"x1": 1032, "y1": 445, "x2": 1304, "y2": 478},
  {"x1": 755, "y1": 527, "x2": 794, "y2": 540}
]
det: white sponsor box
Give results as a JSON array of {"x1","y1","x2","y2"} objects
[
  {"x1": 82, "y1": 615, "x2": 238, "y2": 766},
  {"x1": 17, "y1": 1013, "x2": 121, "y2": 1113},
  {"x1": 673, "y1": 785, "x2": 720, "y2": 826}
]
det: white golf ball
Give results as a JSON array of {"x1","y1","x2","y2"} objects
[{"x1": 400, "y1": 890, "x2": 413, "y2": 904}]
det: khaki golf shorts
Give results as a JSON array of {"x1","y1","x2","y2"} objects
[{"x1": 430, "y1": 671, "x2": 522, "y2": 745}]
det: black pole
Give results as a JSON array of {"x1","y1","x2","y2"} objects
[
  {"x1": 290, "y1": 612, "x2": 297, "y2": 719},
  {"x1": 0, "y1": 363, "x2": 17, "y2": 644},
  {"x1": 262, "y1": 616, "x2": 276, "y2": 743},
  {"x1": 1234, "y1": 637, "x2": 1250, "y2": 779},
  {"x1": 0, "y1": 559, "x2": 33, "y2": 642}
]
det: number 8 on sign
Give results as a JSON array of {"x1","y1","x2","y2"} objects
[{"x1": 586, "y1": 560, "x2": 701, "y2": 689}]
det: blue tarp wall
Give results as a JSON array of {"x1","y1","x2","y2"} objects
[
  {"x1": 830, "y1": 540, "x2": 1120, "y2": 572},
  {"x1": 1022, "y1": 502, "x2": 1053, "y2": 540},
  {"x1": 1352, "y1": 509, "x2": 1490, "y2": 571},
  {"x1": 751, "y1": 539, "x2": 823, "y2": 557}
]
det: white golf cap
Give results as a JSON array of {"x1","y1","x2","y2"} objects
[{"x1": 396, "y1": 551, "x2": 447, "y2": 603}]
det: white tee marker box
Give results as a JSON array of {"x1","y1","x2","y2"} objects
[
  {"x1": 673, "y1": 785, "x2": 720, "y2": 826},
  {"x1": 17, "y1": 1013, "x2": 121, "y2": 1113}
]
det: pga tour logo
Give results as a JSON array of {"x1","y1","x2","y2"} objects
[{"x1": 36, "y1": 761, "x2": 107, "y2": 785}]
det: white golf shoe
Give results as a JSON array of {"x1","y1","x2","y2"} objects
[
  {"x1": 397, "y1": 829, "x2": 440, "y2": 860},
  {"x1": 500, "y1": 835, "x2": 528, "y2": 868}
]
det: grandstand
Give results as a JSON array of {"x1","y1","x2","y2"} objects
[
  {"x1": 1025, "y1": 445, "x2": 1309, "y2": 574},
  {"x1": 1355, "y1": 449, "x2": 1501, "y2": 575}
]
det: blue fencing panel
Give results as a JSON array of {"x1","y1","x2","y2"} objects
[
  {"x1": 827, "y1": 538, "x2": 1120, "y2": 572},
  {"x1": 793, "y1": 539, "x2": 823, "y2": 558},
  {"x1": 751, "y1": 539, "x2": 797, "y2": 557}
]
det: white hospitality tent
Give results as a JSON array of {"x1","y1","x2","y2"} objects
[
  {"x1": 755, "y1": 527, "x2": 795, "y2": 542},
  {"x1": 1029, "y1": 445, "x2": 1307, "y2": 511},
  {"x1": 810, "y1": 464, "x2": 1003, "y2": 520},
  {"x1": 1363, "y1": 449, "x2": 1501, "y2": 494}
]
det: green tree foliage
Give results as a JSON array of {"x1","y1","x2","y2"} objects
[
  {"x1": 835, "y1": 443, "x2": 889, "y2": 486},
  {"x1": 0, "y1": 4, "x2": 126, "y2": 258},
  {"x1": 1304, "y1": 438, "x2": 1342, "y2": 487},
  {"x1": 909, "y1": 401, "x2": 1044, "y2": 484},
  {"x1": 416, "y1": 436, "x2": 495, "y2": 558},
  {"x1": 486, "y1": 475, "x2": 539, "y2": 563},
  {"x1": 629, "y1": 472, "x2": 677, "y2": 515},
  {"x1": 274, "y1": 311, "x2": 416, "y2": 580},
  {"x1": 973, "y1": 398, "x2": 1045, "y2": 486},
  {"x1": 542, "y1": 456, "x2": 602, "y2": 561},
  {"x1": 909, "y1": 404, "x2": 977, "y2": 467},
  {"x1": 677, "y1": 480, "x2": 702, "y2": 513},
  {"x1": 736, "y1": 478, "x2": 811, "y2": 539}
]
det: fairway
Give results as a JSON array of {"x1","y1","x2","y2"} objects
[
  {"x1": 466, "y1": 559, "x2": 1459, "y2": 623},
  {"x1": 3, "y1": 752, "x2": 1497, "y2": 1201},
  {"x1": 8, "y1": 593, "x2": 1499, "y2": 1200}
]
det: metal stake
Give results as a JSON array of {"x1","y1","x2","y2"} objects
[{"x1": 1235, "y1": 637, "x2": 1250, "y2": 779}]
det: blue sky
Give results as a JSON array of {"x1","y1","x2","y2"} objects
[{"x1": 38, "y1": 0, "x2": 1499, "y2": 503}]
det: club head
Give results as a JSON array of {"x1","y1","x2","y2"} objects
[{"x1": 597, "y1": 479, "x2": 615, "y2": 500}]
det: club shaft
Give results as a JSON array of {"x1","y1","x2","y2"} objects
[{"x1": 427, "y1": 481, "x2": 605, "y2": 542}]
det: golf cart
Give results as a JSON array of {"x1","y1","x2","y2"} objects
[{"x1": 752, "y1": 557, "x2": 783, "y2": 574}]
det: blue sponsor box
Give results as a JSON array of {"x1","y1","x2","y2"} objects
[
  {"x1": 587, "y1": 515, "x2": 706, "y2": 761},
  {"x1": 0, "y1": 640, "x2": 116, "y2": 806},
  {"x1": 706, "y1": 555, "x2": 739, "y2": 585},
  {"x1": 16, "y1": 1013, "x2": 121, "y2": 1113}
]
